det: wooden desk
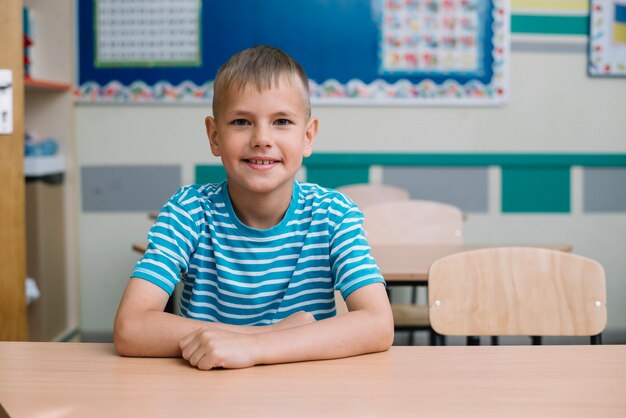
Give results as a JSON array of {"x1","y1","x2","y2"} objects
[
  {"x1": 0, "y1": 343, "x2": 624, "y2": 417},
  {"x1": 370, "y1": 244, "x2": 572, "y2": 285}
]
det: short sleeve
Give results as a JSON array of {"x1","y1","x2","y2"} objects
[
  {"x1": 329, "y1": 203, "x2": 385, "y2": 299},
  {"x1": 131, "y1": 186, "x2": 203, "y2": 294}
]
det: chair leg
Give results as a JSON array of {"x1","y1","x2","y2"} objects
[
  {"x1": 429, "y1": 329, "x2": 445, "y2": 346},
  {"x1": 591, "y1": 334, "x2": 602, "y2": 345},
  {"x1": 433, "y1": 332, "x2": 445, "y2": 346},
  {"x1": 531, "y1": 336, "x2": 542, "y2": 345},
  {"x1": 467, "y1": 336, "x2": 480, "y2": 345},
  {"x1": 490, "y1": 336, "x2": 499, "y2": 345}
]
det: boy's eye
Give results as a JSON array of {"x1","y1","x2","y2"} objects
[
  {"x1": 275, "y1": 119, "x2": 291, "y2": 126},
  {"x1": 231, "y1": 119, "x2": 249, "y2": 126}
]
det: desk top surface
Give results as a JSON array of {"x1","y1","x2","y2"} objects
[{"x1": 1, "y1": 343, "x2": 624, "y2": 417}]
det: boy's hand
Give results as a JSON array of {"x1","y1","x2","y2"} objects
[
  {"x1": 271, "y1": 311, "x2": 316, "y2": 331},
  {"x1": 179, "y1": 312, "x2": 316, "y2": 370},
  {"x1": 180, "y1": 328, "x2": 258, "y2": 370}
]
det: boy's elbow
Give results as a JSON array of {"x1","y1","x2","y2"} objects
[
  {"x1": 113, "y1": 314, "x2": 138, "y2": 357},
  {"x1": 368, "y1": 310, "x2": 394, "y2": 352},
  {"x1": 377, "y1": 315, "x2": 395, "y2": 351},
  {"x1": 113, "y1": 335, "x2": 132, "y2": 357}
]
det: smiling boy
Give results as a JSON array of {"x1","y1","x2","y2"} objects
[{"x1": 114, "y1": 46, "x2": 393, "y2": 370}]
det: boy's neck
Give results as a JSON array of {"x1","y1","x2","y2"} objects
[{"x1": 227, "y1": 183, "x2": 293, "y2": 230}]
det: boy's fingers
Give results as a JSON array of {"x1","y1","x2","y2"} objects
[
  {"x1": 196, "y1": 355, "x2": 216, "y2": 371},
  {"x1": 188, "y1": 349, "x2": 206, "y2": 367},
  {"x1": 180, "y1": 339, "x2": 200, "y2": 360}
]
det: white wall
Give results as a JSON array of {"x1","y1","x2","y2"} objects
[{"x1": 75, "y1": 47, "x2": 626, "y2": 336}]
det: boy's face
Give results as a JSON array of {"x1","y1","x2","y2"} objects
[{"x1": 205, "y1": 76, "x2": 318, "y2": 202}]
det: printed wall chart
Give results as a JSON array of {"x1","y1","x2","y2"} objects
[{"x1": 95, "y1": 0, "x2": 201, "y2": 68}]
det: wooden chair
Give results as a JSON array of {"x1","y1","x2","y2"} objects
[
  {"x1": 362, "y1": 200, "x2": 464, "y2": 345},
  {"x1": 336, "y1": 184, "x2": 410, "y2": 209},
  {"x1": 428, "y1": 247, "x2": 607, "y2": 345}
]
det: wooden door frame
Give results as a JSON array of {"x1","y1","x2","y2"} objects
[{"x1": 0, "y1": 0, "x2": 28, "y2": 340}]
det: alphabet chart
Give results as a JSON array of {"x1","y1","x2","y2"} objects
[
  {"x1": 95, "y1": 0, "x2": 201, "y2": 67},
  {"x1": 381, "y1": 0, "x2": 487, "y2": 75}
]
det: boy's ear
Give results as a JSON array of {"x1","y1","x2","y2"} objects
[
  {"x1": 302, "y1": 117, "x2": 319, "y2": 158},
  {"x1": 205, "y1": 116, "x2": 221, "y2": 156}
]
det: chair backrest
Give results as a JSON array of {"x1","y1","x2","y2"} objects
[
  {"x1": 337, "y1": 184, "x2": 410, "y2": 209},
  {"x1": 362, "y1": 200, "x2": 463, "y2": 245},
  {"x1": 428, "y1": 247, "x2": 607, "y2": 337}
]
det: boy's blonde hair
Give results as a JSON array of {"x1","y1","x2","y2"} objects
[{"x1": 212, "y1": 45, "x2": 311, "y2": 119}]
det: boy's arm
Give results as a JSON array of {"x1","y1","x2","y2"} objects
[
  {"x1": 114, "y1": 278, "x2": 315, "y2": 357},
  {"x1": 179, "y1": 283, "x2": 393, "y2": 369}
]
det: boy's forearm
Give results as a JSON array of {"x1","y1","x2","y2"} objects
[
  {"x1": 253, "y1": 308, "x2": 394, "y2": 365},
  {"x1": 114, "y1": 310, "x2": 272, "y2": 357}
]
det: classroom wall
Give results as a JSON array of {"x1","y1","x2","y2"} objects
[{"x1": 75, "y1": 38, "x2": 626, "y2": 340}]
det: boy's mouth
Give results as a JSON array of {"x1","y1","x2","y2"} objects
[{"x1": 245, "y1": 158, "x2": 279, "y2": 165}]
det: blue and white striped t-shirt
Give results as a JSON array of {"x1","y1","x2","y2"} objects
[{"x1": 132, "y1": 181, "x2": 384, "y2": 325}]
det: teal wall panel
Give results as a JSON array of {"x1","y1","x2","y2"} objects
[
  {"x1": 195, "y1": 165, "x2": 227, "y2": 184},
  {"x1": 511, "y1": 15, "x2": 589, "y2": 36},
  {"x1": 502, "y1": 167, "x2": 571, "y2": 213},
  {"x1": 305, "y1": 165, "x2": 369, "y2": 189},
  {"x1": 304, "y1": 153, "x2": 626, "y2": 167}
]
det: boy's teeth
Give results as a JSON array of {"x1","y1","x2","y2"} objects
[{"x1": 250, "y1": 159, "x2": 273, "y2": 165}]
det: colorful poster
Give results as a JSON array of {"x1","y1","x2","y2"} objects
[
  {"x1": 380, "y1": 0, "x2": 484, "y2": 75},
  {"x1": 95, "y1": 0, "x2": 201, "y2": 68},
  {"x1": 590, "y1": 1, "x2": 626, "y2": 76}
]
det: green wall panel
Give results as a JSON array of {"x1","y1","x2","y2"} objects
[
  {"x1": 502, "y1": 167, "x2": 571, "y2": 213},
  {"x1": 304, "y1": 153, "x2": 626, "y2": 167},
  {"x1": 511, "y1": 15, "x2": 589, "y2": 36},
  {"x1": 195, "y1": 165, "x2": 226, "y2": 184},
  {"x1": 305, "y1": 165, "x2": 369, "y2": 189}
]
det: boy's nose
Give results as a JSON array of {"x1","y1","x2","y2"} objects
[{"x1": 251, "y1": 124, "x2": 273, "y2": 147}]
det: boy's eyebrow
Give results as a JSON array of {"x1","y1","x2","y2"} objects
[
  {"x1": 271, "y1": 110, "x2": 300, "y2": 118},
  {"x1": 225, "y1": 109, "x2": 301, "y2": 118}
]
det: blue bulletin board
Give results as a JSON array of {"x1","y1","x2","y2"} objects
[{"x1": 76, "y1": 0, "x2": 509, "y2": 105}]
